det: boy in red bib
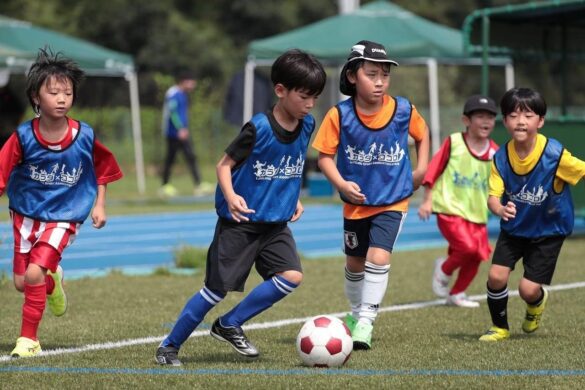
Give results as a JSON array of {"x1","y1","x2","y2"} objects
[{"x1": 418, "y1": 95, "x2": 498, "y2": 308}]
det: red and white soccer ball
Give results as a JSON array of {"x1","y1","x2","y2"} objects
[{"x1": 296, "y1": 315, "x2": 352, "y2": 367}]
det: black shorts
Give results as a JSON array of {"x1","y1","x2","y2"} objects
[
  {"x1": 205, "y1": 218, "x2": 302, "y2": 293},
  {"x1": 343, "y1": 211, "x2": 406, "y2": 257},
  {"x1": 491, "y1": 230, "x2": 566, "y2": 285}
]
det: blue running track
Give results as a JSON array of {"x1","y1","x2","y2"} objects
[{"x1": 1, "y1": 204, "x2": 583, "y2": 279}]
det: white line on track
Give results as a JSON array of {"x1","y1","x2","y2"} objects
[{"x1": 2, "y1": 281, "x2": 584, "y2": 363}]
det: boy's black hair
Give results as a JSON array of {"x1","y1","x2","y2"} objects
[
  {"x1": 340, "y1": 59, "x2": 391, "y2": 97},
  {"x1": 175, "y1": 69, "x2": 197, "y2": 82},
  {"x1": 500, "y1": 87, "x2": 547, "y2": 117},
  {"x1": 25, "y1": 47, "x2": 85, "y2": 110},
  {"x1": 270, "y1": 49, "x2": 326, "y2": 96}
]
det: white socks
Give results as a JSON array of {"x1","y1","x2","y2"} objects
[
  {"x1": 344, "y1": 267, "x2": 364, "y2": 319},
  {"x1": 359, "y1": 261, "x2": 390, "y2": 325},
  {"x1": 345, "y1": 262, "x2": 390, "y2": 325}
]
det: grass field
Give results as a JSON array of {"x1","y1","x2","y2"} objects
[{"x1": 1, "y1": 237, "x2": 584, "y2": 389}]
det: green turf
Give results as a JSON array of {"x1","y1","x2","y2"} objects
[{"x1": 1, "y1": 238, "x2": 584, "y2": 388}]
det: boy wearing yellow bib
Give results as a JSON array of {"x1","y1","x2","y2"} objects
[{"x1": 418, "y1": 95, "x2": 498, "y2": 307}]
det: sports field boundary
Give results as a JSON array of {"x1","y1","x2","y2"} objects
[{"x1": 1, "y1": 280, "x2": 584, "y2": 364}]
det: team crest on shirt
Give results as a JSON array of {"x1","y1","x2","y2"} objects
[
  {"x1": 345, "y1": 141, "x2": 405, "y2": 166},
  {"x1": 253, "y1": 153, "x2": 304, "y2": 180},
  {"x1": 507, "y1": 184, "x2": 548, "y2": 206},
  {"x1": 28, "y1": 162, "x2": 83, "y2": 186},
  {"x1": 344, "y1": 231, "x2": 358, "y2": 249}
]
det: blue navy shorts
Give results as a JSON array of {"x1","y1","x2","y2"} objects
[{"x1": 343, "y1": 211, "x2": 406, "y2": 257}]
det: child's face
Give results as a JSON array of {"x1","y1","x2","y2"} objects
[
  {"x1": 275, "y1": 85, "x2": 319, "y2": 120},
  {"x1": 348, "y1": 61, "x2": 390, "y2": 106},
  {"x1": 35, "y1": 76, "x2": 73, "y2": 120},
  {"x1": 462, "y1": 111, "x2": 496, "y2": 140},
  {"x1": 503, "y1": 108, "x2": 544, "y2": 144}
]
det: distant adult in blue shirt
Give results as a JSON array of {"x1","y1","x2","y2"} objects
[{"x1": 160, "y1": 70, "x2": 210, "y2": 197}]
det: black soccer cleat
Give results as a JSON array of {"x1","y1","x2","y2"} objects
[
  {"x1": 210, "y1": 318, "x2": 259, "y2": 357},
  {"x1": 155, "y1": 344, "x2": 182, "y2": 366}
]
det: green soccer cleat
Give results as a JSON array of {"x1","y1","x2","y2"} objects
[
  {"x1": 11, "y1": 337, "x2": 42, "y2": 358},
  {"x1": 47, "y1": 265, "x2": 67, "y2": 317},
  {"x1": 344, "y1": 313, "x2": 357, "y2": 334},
  {"x1": 352, "y1": 321, "x2": 373, "y2": 350},
  {"x1": 158, "y1": 184, "x2": 178, "y2": 198},
  {"x1": 479, "y1": 326, "x2": 510, "y2": 342},
  {"x1": 522, "y1": 288, "x2": 549, "y2": 333}
]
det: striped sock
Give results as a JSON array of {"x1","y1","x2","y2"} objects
[
  {"x1": 359, "y1": 262, "x2": 390, "y2": 325},
  {"x1": 221, "y1": 275, "x2": 297, "y2": 328},
  {"x1": 344, "y1": 267, "x2": 364, "y2": 319},
  {"x1": 164, "y1": 287, "x2": 224, "y2": 348},
  {"x1": 487, "y1": 284, "x2": 509, "y2": 330}
]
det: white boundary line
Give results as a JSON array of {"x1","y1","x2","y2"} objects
[{"x1": 2, "y1": 281, "x2": 584, "y2": 363}]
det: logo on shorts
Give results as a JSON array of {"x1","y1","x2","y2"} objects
[{"x1": 344, "y1": 231, "x2": 358, "y2": 249}]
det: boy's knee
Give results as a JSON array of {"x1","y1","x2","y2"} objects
[
  {"x1": 487, "y1": 267, "x2": 509, "y2": 289},
  {"x1": 518, "y1": 279, "x2": 542, "y2": 302},
  {"x1": 13, "y1": 276, "x2": 25, "y2": 292},
  {"x1": 278, "y1": 270, "x2": 303, "y2": 286}
]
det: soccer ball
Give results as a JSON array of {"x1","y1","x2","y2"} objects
[{"x1": 296, "y1": 315, "x2": 352, "y2": 367}]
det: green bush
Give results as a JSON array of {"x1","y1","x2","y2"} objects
[{"x1": 173, "y1": 245, "x2": 207, "y2": 269}]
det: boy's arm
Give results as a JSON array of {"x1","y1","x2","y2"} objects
[
  {"x1": 488, "y1": 195, "x2": 516, "y2": 222},
  {"x1": 0, "y1": 134, "x2": 22, "y2": 196},
  {"x1": 417, "y1": 186, "x2": 433, "y2": 221},
  {"x1": 412, "y1": 126, "x2": 430, "y2": 190},
  {"x1": 290, "y1": 199, "x2": 304, "y2": 223},
  {"x1": 317, "y1": 152, "x2": 366, "y2": 204},
  {"x1": 216, "y1": 154, "x2": 254, "y2": 222},
  {"x1": 91, "y1": 184, "x2": 107, "y2": 228},
  {"x1": 557, "y1": 149, "x2": 585, "y2": 186},
  {"x1": 487, "y1": 161, "x2": 516, "y2": 221}
]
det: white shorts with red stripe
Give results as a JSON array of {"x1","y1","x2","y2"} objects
[{"x1": 10, "y1": 210, "x2": 80, "y2": 254}]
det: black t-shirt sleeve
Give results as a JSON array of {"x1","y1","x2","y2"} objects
[{"x1": 225, "y1": 122, "x2": 256, "y2": 166}]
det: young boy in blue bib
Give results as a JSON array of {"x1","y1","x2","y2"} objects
[
  {"x1": 0, "y1": 48, "x2": 123, "y2": 358},
  {"x1": 155, "y1": 49, "x2": 327, "y2": 365},
  {"x1": 313, "y1": 40, "x2": 429, "y2": 350},
  {"x1": 479, "y1": 87, "x2": 585, "y2": 341}
]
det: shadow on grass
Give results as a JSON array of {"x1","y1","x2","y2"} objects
[{"x1": 445, "y1": 332, "x2": 555, "y2": 342}]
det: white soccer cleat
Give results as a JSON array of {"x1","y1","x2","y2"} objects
[
  {"x1": 432, "y1": 257, "x2": 450, "y2": 298},
  {"x1": 446, "y1": 292, "x2": 480, "y2": 308}
]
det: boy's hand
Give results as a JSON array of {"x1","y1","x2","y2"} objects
[
  {"x1": 500, "y1": 201, "x2": 516, "y2": 221},
  {"x1": 340, "y1": 181, "x2": 366, "y2": 204},
  {"x1": 91, "y1": 205, "x2": 107, "y2": 229},
  {"x1": 418, "y1": 199, "x2": 432, "y2": 221},
  {"x1": 178, "y1": 128, "x2": 189, "y2": 141},
  {"x1": 290, "y1": 200, "x2": 304, "y2": 222},
  {"x1": 227, "y1": 194, "x2": 255, "y2": 222}
]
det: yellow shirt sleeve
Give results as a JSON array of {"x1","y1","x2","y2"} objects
[
  {"x1": 488, "y1": 160, "x2": 505, "y2": 198},
  {"x1": 557, "y1": 149, "x2": 585, "y2": 186}
]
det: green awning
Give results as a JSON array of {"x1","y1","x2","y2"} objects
[
  {"x1": 249, "y1": 0, "x2": 466, "y2": 62},
  {"x1": 0, "y1": 15, "x2": 134, "y2": 75}
]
